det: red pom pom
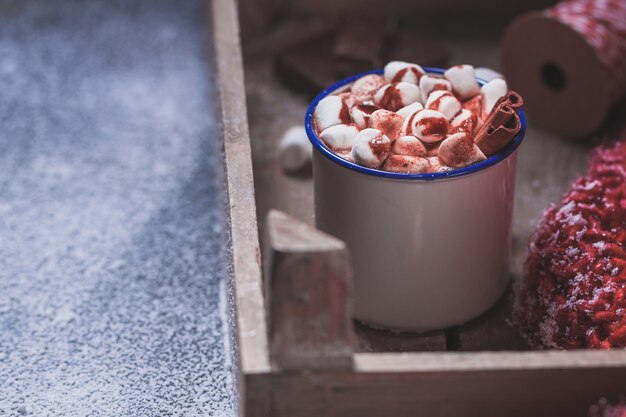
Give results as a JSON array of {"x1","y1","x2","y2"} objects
[{"x1": 515, "y1": 140, "x2": 626, "y2": 349}]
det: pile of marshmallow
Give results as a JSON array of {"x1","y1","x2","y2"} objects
[{"x1": 313, "y1": 62, "x2": 516, "y2": 173}]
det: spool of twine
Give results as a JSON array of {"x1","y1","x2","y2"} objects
[{"x1": 501, "y1": 0, "x2": 626, "y2": 138}]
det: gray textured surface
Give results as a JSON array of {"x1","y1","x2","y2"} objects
[{"x1": 0, "y1": 1, "x2": 236, "y2": 416}]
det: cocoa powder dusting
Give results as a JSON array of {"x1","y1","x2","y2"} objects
[
  {"x1": 421, "y1": 117, "x2": 448, "y2": 138},
  {"x1": 391, "y1": 67, "x2": 422, "y2": 83},
  {"x1": 462, "y1": 95, "x2": 483, "y2": 116},
  {"x1": 442, "y1": 135, "x2": 473, "y2": 166},
  {"x1": 369, "y1": 136, "x2": 391, "y2": 159},
  {"x1": 391, "y1": 67, "x2": 409, "y2": 83},
  {"x1": 406, "y1": 111, "x2": 419, "y2": 134},
  {"x1": 428, "y1": 91, "x2": 451, "y2": 110},
  {"x1": 432, "y1": 82, "x2": 449, "y2": 92},
  {"x1": 370, "y1": 111, "x2": 403, "y2": 140},
  {"x1": 379, "y1": 84, "x2": 404, "y2": 111},
  {"x1": 355, "y1": 104, "x2": 379, "y2": 115},
  {"x1": 425, "y1": 142, "x2": 439, "y2": 157},
  {"x1": 450, "y1": 141, "x2": 473, "y2": 166},
  {"x1": 452, "y1": 113, "x2": 477, "y2": 135},
  {"x1": 383, "y1": 155, "x2": 431, "y2": 173},
  {"x1": 338, "y1": 101, "x2": 351, "y2": 124}
]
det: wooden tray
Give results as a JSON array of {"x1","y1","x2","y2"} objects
[{"x1": 210, "y1": 1, "x2": 626, "y2": 415}]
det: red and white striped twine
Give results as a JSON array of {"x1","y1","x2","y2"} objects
[{"x1": 546, "y1": 0, "x2": 626, "y2": 103}]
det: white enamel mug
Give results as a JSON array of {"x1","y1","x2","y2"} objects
[{"x1": 305, "y1": 68, "x2": 526, "y2": 332}]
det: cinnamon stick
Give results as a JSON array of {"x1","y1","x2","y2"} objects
[{"x1": 474, "y1": 90, "x2": 523, "y2": 155}]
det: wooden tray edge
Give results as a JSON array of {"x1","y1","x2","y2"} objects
[{"x1": 209, "y1": 0, "x2": 271, "y2": 375}]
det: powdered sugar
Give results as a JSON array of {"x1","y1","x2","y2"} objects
[{"x1": 593, "y1": 241, "x2": 607, "y2": 251}]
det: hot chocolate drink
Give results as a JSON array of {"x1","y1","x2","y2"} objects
[{"x1": 312, "y1": 62, "x2": 522, "y2": 174}]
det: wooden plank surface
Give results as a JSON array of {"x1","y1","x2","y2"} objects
[
  {"x1": 274, "y1": 0, "x2": 558, "y2": 17},
  {"x1": 247, "y1": 358, "x2": 626, "y2": 417},
  {"x1": 453, "y1": 286, "x2": 528, "y2": 351},
  {"x1": 354, "y1": 350, "x2": 626, "y2": 372},
  {"x1": 354, "y1": 321, "x2": 447, "y2": 352},
  {"x1": 265, "y1": 210, "x2": 355, "y2": 370},
  {"x1": 211, "y1": 0, "x2": 271, "y2": 375}
]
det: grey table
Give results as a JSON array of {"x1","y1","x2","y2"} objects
[{"x1": 0, "y1": 1, "x2": 235, "y2": 415}]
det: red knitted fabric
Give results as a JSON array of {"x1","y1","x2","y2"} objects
[
  {"x1": 515, "y1": 140, "x2": 626, "y2": 349},
  {"x1": 589, "y1": 399, "x2": 626, "y2": 417}
]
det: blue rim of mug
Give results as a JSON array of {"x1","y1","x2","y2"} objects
[{"x1": 304, "y1": 68, "x2": 526, "y2": 181}]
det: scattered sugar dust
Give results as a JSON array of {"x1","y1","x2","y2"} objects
[{"x1": 0, "y1": 1, "x2": 237, "y2": 416}]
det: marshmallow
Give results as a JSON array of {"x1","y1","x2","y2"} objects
[
  {"x1": 437, "y1": 132, "x2": 486, "y2": 168},
  {"x1": 338, "y1": 91, "x2": 359, "y2": 109},
  {"x1": 462, "y1": 95, "x2": 483, "y2": 116},
  {"x1": 313, "y1": 64, "x2": 510, "y2": 175},
  {"x1": 426, "y1": 143, "x2": 440, "y2": 157},
  {"x1": 278, "y1": 126, "x2": 313, "y2": 173},
  {"x1": 427, "y1": 156, "x2": 450, "y2": 172},
  {"x1": 368, "y1": 109, "x2": 404, "y2": 140},
  {"x1": 319, "y1": 124, "x2": 359, "y2": 150},
  {"x1": 410, "y1": 109, "x2": 449, "y2": 143},
  {"x1": 474, "y1": 67, "x2": 504, "y2": 83},
  {"x1": 384, "y1": 61, "x2": 425, "y2": 84},
  {"x1": 314, "y1": 95, "x2": 351, "y2": 131},
  {"x1": 383, "y1": 155, "x2": 431, "y2": 173},
  {"x1": 444, "y1": 65, "x2": 480, "y2": 100},
  {"x1": 450, "y1": 109, "x2": 478, "y2": 135},
  {"x1": 351, "y1": 128, "x2": 391, "y2": 168},
  {"x1": 396, "y1": 102, "x2": 424, "y2": 120},
  {"x1": 480, "y1": 78, "x2": 508, "y2": 119},
  {"x1": 401, "y1": 114, "x2": 413, "y2": 136},
  {"x1": 419, "y1": 75, "x2": 452, "y2": 102},
  {"x1": 351, "y1": 104, "x2": 380, "y2": 129},
  {"x1": 350, "y1": 74, "x2": 388, "y2": 103},
  {"x1": 425, "y1": 90, "x2": 462, "y2": 121},
  {"x1": 374, "y1": 82, "x2": 422, "y2": 112},
  {"x1": 335, "y1": 149, "x2": 354, "y2": 163},
  {"x1": 391, "y1": 135, "x2": 427, "y2": 157}
]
